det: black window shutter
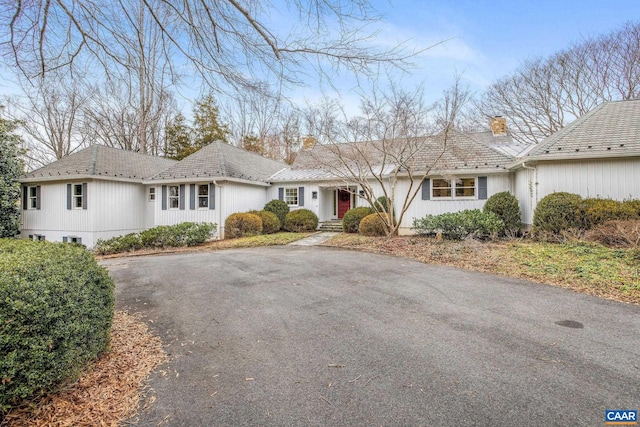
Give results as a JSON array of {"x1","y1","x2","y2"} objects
[
  {"x1": 82, "y1": 183, "x2": 87, "y2": 209},
  {"x1": 35, "y1": 186, "x2": 41, "y2": 209},
  {"x1": 66, "y1": 184, "x2": 72, "y2": 210},
  {"x1": 179, "y1": 184, "x2": 185, "y2": 210},
  {"x1": 209, "y1": 183, "x2": 215, "y2": 210},
  {"x1": 161, "y1": 185, "x2": 167, "y2": 210},
  {"x1": 421, "y1": 179, "x2": 430, "y2": 200},
  {"x1": 478, "y1": 176, "x2": 488, "y2": 200},
  {"x1": 62, "y1": 237, "x2": 68, "y2": 243},
  {"x1": 22, "y1": 186, "x2": 28, "y2": 210},
  {"x1": 278, "y1": 187, "x2": 284, "y2": 201},
  {"x1": 298, "y1": 187, "x2": 305, "y2": 206},
  {"x1": 190, "y1": 184, "x2": 196, "y2": 210}
]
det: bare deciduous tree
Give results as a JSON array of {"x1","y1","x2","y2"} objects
[
  {"x1": 475, "y1": 21, "x2": 640, "y2": 144},
  {"x1": 304, "y1": 81, "x2": 471, "y2": 236},
  {"x1": 3, "y1": 72, "x2": 90, "y2": 168},
  {"x1": 1, "y1": 0, "x2": 416, "y2": 93}
]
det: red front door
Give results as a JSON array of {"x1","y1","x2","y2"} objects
[{"x1": 337, "y1": 189, "x2": 351, "y2": 219}]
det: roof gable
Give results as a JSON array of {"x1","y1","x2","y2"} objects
[{"x1": 21, "y1": 145, "x2": 177, "y2": 181}]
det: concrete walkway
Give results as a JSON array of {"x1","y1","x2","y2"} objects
[{"x1": 288, "y1": 231, "x2": 339, "y2": 246}]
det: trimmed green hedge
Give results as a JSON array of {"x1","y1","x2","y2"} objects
[
  {"x1": 413, "y1": 209, "x2": 504, "y2": 240},
  {"x1": 343, "y1": 207, "x2": 374, "y2": 233},
  {"x1": 284, "y1": 209, "x2": 318, "y2": 232},
  {"x1": 533, "y1": 192, "x2": 587, "y2": 234},
  {"x1": 0, "y1": 239, "x2": 114, "y2": 411},
  {"x1": 264, "y1": 200, "x2": 290, "y2": 230},
  {"x1": 483, "y1": 191, "x2": 522, "y2": 236},
  {"x1": 94, "y1": 222, "x2": 216, "y2": 255}
]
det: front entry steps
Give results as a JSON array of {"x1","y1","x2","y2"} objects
[{"x1": 318, "y1": 220, "x2": 343, "y2": 232}]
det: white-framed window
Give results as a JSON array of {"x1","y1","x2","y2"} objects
[
  {"x1": 28, "y1": 186, "x2": 38, "y2": 209},
  {"x1": 285, "y1": 188, "x2": 298, "y2": 206},
  {"x1": 168, "y1": 185, "x2": 179, "y2": 209},
  {"x1": 432, "y1": 177, "x2": 476, "y2": 199},
  {"x1": 198, "y1": 185, "x2": 209, "y2": 208},
  {"x1": 148, "y1": 187, "x2": 156, "y2": 201},
  {"x1": 34, "y1": 234, "x2": 45, "y2": 241},
  {"x1": 72, "y1": 184, "x2": 84, "y2": 209},
  {"x1": 64, "y1": 236, "x2": 82, "y2": 244}
]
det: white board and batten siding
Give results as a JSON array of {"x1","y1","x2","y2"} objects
[
  {"x1": 268, "y1": 182, "x2": 322, "y2": 218},
  {"x1": 21, "y1": 179, "x2": 149, "y2": 248},
  {"x1": 517, "y1": 158, "x2": 640, "y2": 225},
  {"x1": 398, "y1": 174, "x2": 513, "y2": 234}
]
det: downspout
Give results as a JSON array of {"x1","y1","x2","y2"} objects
[
  {"x1": 213, "y1": 180, "x2": 222, "y2": 239},
  {"x1": 521, "y1": 162, "x2": 537, "y2": 227}
]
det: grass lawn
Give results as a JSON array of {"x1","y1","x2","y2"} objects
[{"x1": 322, "y1": 234, "x2": 640, "y2": 305}]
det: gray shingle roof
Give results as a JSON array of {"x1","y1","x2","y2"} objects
[
  {"x1": 148, "y1": 141, "x2": 287, "y2": 183},
  {"x1": 523, "y1": 100, "x2": 640, "y2": 160},
  {"x1": 272, "y1": 131, "x2": 525, "y2": 181},
  {"x1": 21, "y1": 145, "x2": 177, "y2": 181}
]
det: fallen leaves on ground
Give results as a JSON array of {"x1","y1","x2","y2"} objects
[
  {"x1": 2, "y1": 311, "x2": 166, "y2": 427},
  {"x1": 322, "y1": 234, "x2": 640, "y2": 305}
]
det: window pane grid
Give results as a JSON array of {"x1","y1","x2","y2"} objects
[
  {"x1": 198, "y1": 185, "x2": 208, "y2": 208},
  {"x1": 168, "y1": 185, "x2": 179, "y2": 209},
  {"x1": 432, "y1": 178, "x2": 476, "y2": 199},
  {"x1": 285, "y1": 188, "x2": 298, "y2": 206},
  {"x1": 73, "y1": 184, "x2": 83, "y2": 208}
]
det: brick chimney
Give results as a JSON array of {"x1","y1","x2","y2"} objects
[
  {"x1": 490, "y1": 116, "x2": 507, "y2": 136},
  {"x1": 302, "y1": 135, "x2": 317, "y2": 150}
]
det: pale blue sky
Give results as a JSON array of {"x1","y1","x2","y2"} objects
[
  {"x1": 1, "y1": 1, "x2": 639, "y2": 113},
  {"x1": 289, "y1": 0, "x2": 640, "y2": 109}
]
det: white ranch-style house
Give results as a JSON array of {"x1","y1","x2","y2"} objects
[{"x1": 19, "y1": 100, "x2": 640, "y2": 248}]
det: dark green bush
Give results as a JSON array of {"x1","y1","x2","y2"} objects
[
  {"x1": 249, "y1": 210, "x2": 280, "y2": 234},
  {"x1": 264, "y1": 199, "x2": 290, "y2": 230},
  {"x1": 0, "y1": 239, "x2": 114, "y2": 411},
  {"x1": 483, "y1": 191, "x2": 522, "y2": 236},
  {"x1": 373, "y1": 196, "x2": 392, "y2": 214},
  {"x1": 584, "y1": 198, "x2": 638, "y2": 227},
  {"x1": 343, "y1": 207, "x2": 374, "y2": 233},
  {"x1": 94, "y1": 222, "x2": 216, "y2": 254},
  {"x1": 359, "y1": 213, "x2": 389, "y2": 236},
  {"x1": 225, "y1": 213, "x2": 263, "y2": 238},
  {"x1": 284, "y1": 209, "x2": 319, "y2": 232},
  {"x1": 413, "y1": 209, "x2": 504, "y2": 240},
  {"x1": 533, "y1": 192, "x2": 587, "y2": 235}
]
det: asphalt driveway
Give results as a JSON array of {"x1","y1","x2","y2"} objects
[{"x1": 104, "y1": 246, "x2": 640, "y2": 426}]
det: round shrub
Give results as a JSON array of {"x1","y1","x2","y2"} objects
[
  {"x1": 584, "y1": 198, "x2": 638, "y2": 227},
  {"x1": 533, "y1": 192, "x2": 586, "y2": 234},
  {"x1": 284, "y1": 209, "x2": 319, "y2": 232},
  {"x1": 359, "y1": 213, "x2": 389, "y2": 236},
  {"x1": 342, "y1": 207, "x2": 374, "y2": 233},
  {"x1": 483, "y1": 191, "x2": 522, "y2": 236},
  {"x1": 264, "y1": 199, "x2": 290, "y2": 230},
  {"x1": 225, "y1": 213, "x2": 263, "y2": 238},
  {"x1": 249, "y1": 210, "x2": 280, "y2": 234},
  {"x1": 0, "y1": 239, "x2": 114, "y2": 410}
]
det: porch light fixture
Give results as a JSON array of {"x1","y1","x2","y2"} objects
[{"x1": 312, "y1": 191, "x2": 318, "y2": 199}]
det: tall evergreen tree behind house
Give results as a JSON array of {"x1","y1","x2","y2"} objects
[
  {"x1": 193, "y1": 94, "x2": 229, "y2": 147},
  {"x1": 164, "y1": 113, "x2": 193, "y2": 160},
  {"x1": 0, "y1": 115, "x2": 25, "y2": 237}
]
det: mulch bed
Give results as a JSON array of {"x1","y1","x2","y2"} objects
[{"x1": 2, "y1": 311, "x2": 166, "y2": 427}]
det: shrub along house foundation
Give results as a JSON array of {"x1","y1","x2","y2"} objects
[{"x1": 19, "y1": 100, "x2": 640, "y2": 247}]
